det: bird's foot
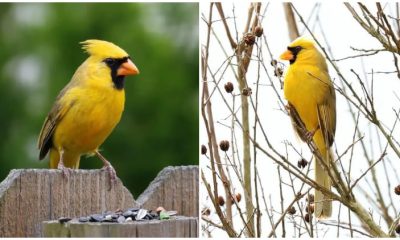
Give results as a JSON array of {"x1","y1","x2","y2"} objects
[
  {"x1": 102, "y1": 164, "x2": 116, "y2": 181},
  {"x1": 304, "y1": 127, "x2": 319, "y2": 143},
  {"x1": 305, "y1": 130, "x2": 315, "y2": 142},
  {"x1": 285, "y1": 104, "x2": 291, "y2": 112},
  {"x1": 95, "y1": 150, "x2": 117, "y2": 190},
  {"x1": 101, "y1": 164, "x2": 116, "y2": 190},
  {"x1": 57, "y1": 162, "x2": 72, "y2": 179}
]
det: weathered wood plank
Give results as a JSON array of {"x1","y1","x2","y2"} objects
[
  {"x1": 137, "y1": 165, "x2": 199, "y2": 217},
  {"x1": 42, "y1": 217, "x2": 198, "y2": 237},
  {"x1": 0, "y1": 169, "x2": 136, "y2": 237}
]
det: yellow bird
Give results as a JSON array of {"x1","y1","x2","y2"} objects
[
  {"x1": 280, "y1": 37, "x2": 336, "y2": 218},
  {"x1": 38, "y1": 39, "x2": 139, "y2": 180}
]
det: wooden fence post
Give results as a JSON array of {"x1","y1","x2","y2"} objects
[
  {"x1": 0, "y1": 169, "x2": 136, "y2": 237},
  {"x1": 0, "y1": 166, "x2": 199, "y2": 237},
  {"x1": 137, "y1": 165, "x2": 199, "y2": 217}
]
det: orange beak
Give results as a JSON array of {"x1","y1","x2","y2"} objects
[
  {"x1": 117, "y1": 59, "x2": 139, "y2": 76},
  {"x1": 280, "y1": 50, "x2": 294, "y2": 61}
]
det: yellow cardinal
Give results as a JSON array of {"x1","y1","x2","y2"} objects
[
  {"x1": 280, "y1": 37, "x2": 336, "y2": 218},
  {"x1": 38, "y1": 39, "x2": 139, "y2": 180}
]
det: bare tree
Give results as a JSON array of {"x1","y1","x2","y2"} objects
[{"x1": 201, "y1": 2, "x2": 400, "y2": 238}]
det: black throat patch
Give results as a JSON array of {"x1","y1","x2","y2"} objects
[
  {"x1": 104, "y1": 56, "x2": 129, "y2": 90},
  {"x1": 287, "y1": 46, "x2": 302, "y2": 65}
]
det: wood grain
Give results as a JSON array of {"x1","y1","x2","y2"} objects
[
  {"x1": 0, "y1": 166, "x2": 199, "y2": 237},
  {"x1": 43, "y1": 217, "x2": 198, "y2": 237},
  {"x1": 137, "y1": 165, "x2": 199, "y2": 217},
  {"x1": 0, "y1": 169, "x2": 136, "y2": 237}
]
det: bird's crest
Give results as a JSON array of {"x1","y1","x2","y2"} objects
[
  {"x1": 288, "y1": 36, "x2": 316, "y2": 49},
  {"x1": 81, "y1": 39, "x2": 129, "y2": 59}
]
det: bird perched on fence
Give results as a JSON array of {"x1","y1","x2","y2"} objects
[
  {"x1": 38, "y1": 39, "x2": 139, "y2": 182},
  {"x1": 280, "y1": 36, "x2": 336, "y2": 218}
]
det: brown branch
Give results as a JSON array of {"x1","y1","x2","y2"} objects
[
  {"x1": 278, "y1": 167, "x2": 286, "y2": 237},
  {"x1": 201, "y1": 216, "x2": 224, "y2": 230},
  {"x1": 252, "y1": 35, "x2": 263, "y2": 237},
  {"x1": 318, "y1": 221, "x2": 373, "y2": 237},
  {"x1": 345, "y1": 3, "x2": 398, "y2": 53},
  {"x1": 290, "y1": 4, "x2": 390, "y2": 237},
  {"x1": 201, "y1": 171, "x2": 237, "y2": 237},
  {"x1": 201, "y1": 3, "x2": 236, "y2": 236},
  {"x1": 233, "y1": 3, "x2": 262, "y2": 237},
  {"x1": 350, "y1": 152, "x2": 386, "y2": 191},
  {"x1": 283, "y1": 3, "x2": 300, "y2": 41},
  {"x1": 267, "y1": 192, "x2": 307, "y2": 237},
  {"x1": 332, "y1": 50, "x2": 383, "y2": 61},
  {"x1": 215, "y1": 3, "x2": 237, "y2": 49},
  {"x1": 377, "y1": 3, "x2": 400, "y2": 52}
]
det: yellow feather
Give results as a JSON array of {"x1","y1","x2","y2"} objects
[
  {"x1": 81, "y1": 39, "x2": 129, "y2": 59},
  {"x1": 38, "y1": 39, "x2": 138, "y2": 169},
  {"x1": 282, "y1": 37, "x2": 336, "y2": 218}
]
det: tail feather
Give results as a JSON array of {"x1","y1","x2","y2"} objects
[{"x1": 313, "y1": 131, "x2": 332, "y2": 218}]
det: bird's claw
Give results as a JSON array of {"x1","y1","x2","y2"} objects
[
  {"x1": 57, "y1": 163, "x2": 72, "y2": 179},
  {"x1": 305, "y1": 131, "x2": 314, "y2": 142},
  {"x1": 304, "y1": 128, "x2": 318, "y2": 143},
  {"x1": 95, "y1": 151, "x2": 117, "y2": 190},
  {"x1": 102, "y1": 164, "x2": 117, "y2": 189}
]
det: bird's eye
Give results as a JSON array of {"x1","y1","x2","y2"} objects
[
  {"x1": 288, "y1": 46, "x2": 303, "y2": 55},
  {"x1": 104, "y1": 58, "x2": 116, "y2": 65}
]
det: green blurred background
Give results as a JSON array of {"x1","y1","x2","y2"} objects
[{"x1": 0, "y1": 3, "x2": 198, "y2": 197}]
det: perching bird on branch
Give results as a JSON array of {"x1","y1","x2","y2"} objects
[
  {"x1": 280, "y1": 37, "x2": 336, "y2": 218},
  {"x1": 38, "y1": 39, "x2": 139, "y2": 181}
]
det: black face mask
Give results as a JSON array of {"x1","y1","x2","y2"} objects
[
  {"x1": 103, "y1": 56, "x2": 130, "y2": 90},
  {"x1": 287, "y1": 46, "x2": 302, "y2": 64}
]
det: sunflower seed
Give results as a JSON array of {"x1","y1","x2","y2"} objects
[
  {"x1": 90, "y1": 214, "x2": 104, "y2": 222},
  {"x1": 117, "y1": 215, "x2": 126, "y2": 223},
  {"x1": 128, "y1": 207, "x2": 139, "y2": 212},
  {"x1": 136, "y1": 209, "x2": 147, "y2": 220},
  {"x1": 58, "y1": 217, "x2": 71, "y2": 224},
  {"x1": 166, "y1": 211, "x2": 177, "y2": 216},
  {"x1": 123, "y1": 210, "x2": 133, "y2": 217},
  {"x1": 78, "y1": 216, "x2": 89, "y2": 222}
]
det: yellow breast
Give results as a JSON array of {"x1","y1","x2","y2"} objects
[
  {"x1": 283, "y1": 64, "x2": 327, "y2": 130},
  {"x1": 53, "y1": 86, "x2": 125, "y2": 154}
]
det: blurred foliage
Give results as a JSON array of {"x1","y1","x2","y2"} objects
[{"x1": 0, "y1": 3, "x2": 198, "y2": 197}]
